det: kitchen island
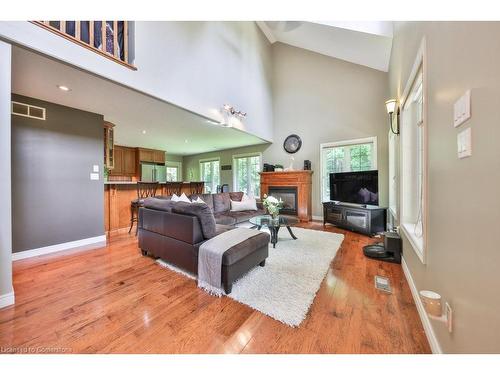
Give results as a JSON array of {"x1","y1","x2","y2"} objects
[{"x1": 104, "y1": 181, "x2": 203, "y2": 232}]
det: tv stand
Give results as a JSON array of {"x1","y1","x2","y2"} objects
[{"x1": 323, "y1": 201, "x2": 387, "y2": 236}]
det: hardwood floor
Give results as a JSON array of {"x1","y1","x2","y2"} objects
[{"x1": 0, "y1": 223, "x2": 431, "y2": 354}]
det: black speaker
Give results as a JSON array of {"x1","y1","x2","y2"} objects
[
  {"x1": 363, "y1": 231, "x2": 402, "y2": 263},
  {"x1": 263, "y1": 163, "x2": 275, "y2": 172},
  {"x1": 304, "y1": 160, "x2": 311, "y2": 170}
]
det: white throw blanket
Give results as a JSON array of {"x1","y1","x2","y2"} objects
[{"x1": 198, "y1": 227, "x2": 261, "y2": 296}]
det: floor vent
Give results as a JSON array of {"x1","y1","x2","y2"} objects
[
  {"x1": 11, "y1": 101, "x2": 46, "y2": 120},
  {"x1": 374, "y1": 275, "x2": 392, "y2": 293}
]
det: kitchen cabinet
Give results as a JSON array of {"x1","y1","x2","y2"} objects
[
  {"x1": 137, "y1": 148, "x2": 165, "y2": 164},
  {"x1": 103, "y1": 122, "x2": 115, "y2": 169},
  {"x1": 110, "y1": 146, "x2": 136, "y2": 176},
  {"x1": 123, "y1": 148, "x2": 136, "y2": 175},
  {"x1": 153, "y1": 150, "x2": 165, "y2": 164},
  {"x1": 138, "y1": 148, "x2": 154, "y2": 163}
]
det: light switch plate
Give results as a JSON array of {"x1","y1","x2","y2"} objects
[
  {"x1": 454, "y1": 90, "x2": 471, "y2": 128},
  {"x1": 93, "y1": 165, "x2": 99, "y2": 173},
  {"x1": 457, "y1": 127, "x2": 472, "y2": 159},
  {"x1": 90, "y1": 172, "x2": 100, "y2": 181}
]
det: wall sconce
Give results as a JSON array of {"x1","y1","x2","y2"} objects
[
  {"x1": 385, "y1": 99, "x2": 400, "y2": 135},
  {"x1": 222, "y1": 104, "x2": 247, "y2": 125}
]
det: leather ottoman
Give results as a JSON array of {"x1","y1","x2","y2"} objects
[{"x1": 221, "y1": 231, "x2": 270, "y2": 294}]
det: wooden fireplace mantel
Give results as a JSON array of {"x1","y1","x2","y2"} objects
[{"x1": 260, "y1": 170, "x2": 313, "y2": 222}]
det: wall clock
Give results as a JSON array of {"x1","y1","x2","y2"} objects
[{"x1": 283, "y1": 134, "x2": 302, "y2": 154}]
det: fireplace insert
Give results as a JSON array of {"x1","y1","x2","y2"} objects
[{"x1": 268, "y1": 186, "x2": 298, "y2": 216}]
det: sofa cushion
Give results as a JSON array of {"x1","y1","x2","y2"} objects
[
  {"x1": 222, "y1": 231, "x2": 270, "y2": 265},
  {"x1": 213, "y1": 193, "x2": 231, "y2": 213},
  {"x1": 214, "y1": 213, "x2": 236, "y2": 226},
  {"x1": 172, "y1": 201, "x2": 217, "y2": 239},
  {"x1": 227, "y1": 209, "x2": 266, "y2": 223},
  {"x1": 143, "y1": 197, "x2": 175, "y2": 212},
  {"x1": 189, "y1": 193, "x2": 214, "y2": 212},
  {"x1": 215, "y1": 224, "x2": 235, "y2": 236}
]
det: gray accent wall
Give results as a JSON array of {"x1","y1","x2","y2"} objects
[
  {"x1": 389, "y1": 22, "x2": 500, "y2": 353},
  {"x1": 11, "y1": 94, "x2": 104, "y2": 253}
]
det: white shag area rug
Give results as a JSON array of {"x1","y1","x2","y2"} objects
[{"x1": 156, "y1": 227, "x2": 344, "y2": 327}]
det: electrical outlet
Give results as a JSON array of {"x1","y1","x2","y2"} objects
[{"x1": 446, "y1": 302, "x2": 453, "y2": 333}]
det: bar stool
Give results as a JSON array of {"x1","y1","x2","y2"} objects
[
  {"x1": 165, "y1": 182, "x2": 183, "y2": 196},
  {"x1": 190, "y1": 181, "x2": 204, "y2": 195},
  {"x1": 129, "y1": 182, "x2": 159, "y2": 235}
]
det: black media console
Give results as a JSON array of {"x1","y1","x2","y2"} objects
[{"x1": 322, "y1": 201, "x2": 387, "y2": 236}]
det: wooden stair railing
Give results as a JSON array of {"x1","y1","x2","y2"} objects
[{"x1": 32, "y1": 21, "x2": 136, "y2": 70}]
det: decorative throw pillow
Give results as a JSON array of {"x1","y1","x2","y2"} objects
[
  {"x1": 192, "y1": 197, "x2": 205, "y2": 204},
  {"x1": 172, "y1": 201, "x2": 217, "y2": 239},
  {"x1": 171, "y1": 193, "x2": 191, "y2": 203},
  {"x1": 230, "y1": 195, "x2": 258, "y2": 211}
]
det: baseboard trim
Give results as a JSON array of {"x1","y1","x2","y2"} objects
[
  {"x1": 401, "y1": 256, "x2": 443, "y2": 354},
  {"x1": 12, "y1": 235, "x2": 107, "y2": 261},
  {"x1": 0, "y1": 291, "x2": 15, "y2": 309}
]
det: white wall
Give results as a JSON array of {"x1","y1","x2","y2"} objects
[
  {"x1": 0, "y1": 41, "x2": 13, "y2": 307},
  {"x1": 389, "y1": 21, "x2": 500, "y2": 353},
  {"x1": 0, "y1": 21, "x2": 273, "y2": 141},
  {"x1": 266, "y1": 43, "x2": 389, "y2": 217}
]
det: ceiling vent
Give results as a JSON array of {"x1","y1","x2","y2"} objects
[{"x1": 11, "y1": 101, "x2": 46, "y2": 120}]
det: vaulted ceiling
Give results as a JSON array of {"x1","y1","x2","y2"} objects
[{"x1": 257, "y1": 21, "x2": 393, "y2": 72}]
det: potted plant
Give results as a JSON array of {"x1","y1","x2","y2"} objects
[{"x1": 263, "y1": 194, "x2": 283, "y2": 222}]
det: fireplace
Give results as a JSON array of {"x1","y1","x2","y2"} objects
[
  {"x1": 260, "y1": 171, "x2": 313, "y2": 221},
  {"x1": 268, "y1": 186, "x2": 298, "y2": 216}
]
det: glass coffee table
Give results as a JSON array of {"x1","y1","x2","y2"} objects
[{"x1": 249, "y1": 215, "x2": 299, "y2": 248}]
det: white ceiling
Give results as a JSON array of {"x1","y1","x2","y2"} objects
[
  {"x1": 11, "y1": 46, "x2": 267, "y2": 156},
  {"x1": 257, "y1": 21, "x2": 393, "y2": 72}
]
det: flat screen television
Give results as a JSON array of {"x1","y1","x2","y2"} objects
[{"x1": 329, "y1": 170, "x2": 379, "y2": 206}]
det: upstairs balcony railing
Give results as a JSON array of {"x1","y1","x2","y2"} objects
[{"x1": 32, "y1": 21, "x2": 136, "y2": 70}]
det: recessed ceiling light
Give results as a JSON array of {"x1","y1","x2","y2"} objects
[
  {"x1": 57, "y1": 85, "x2": 71, "y2": 92},
  {"x1": 142, "y1": 130, "x2": 147, "y2": 134},
  {"x1": 185, "y1": 139, "x2": 188, "y2": 143}
]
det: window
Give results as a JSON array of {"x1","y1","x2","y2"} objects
[
  {"x1": 233, "y1": 153, "x2": 262, "y2": 197},
  {"x1": 400, "y1": 39, "x2": 426, "y2": 263},
  {"x1": 320, "y1": 137, "x2": 377, "y2": 202},
  {"x1": 166, "y1": 167, "x2": 178, "y2": 182},
  {"x1": 200, "y1": 158, "x2": 220, "y2": 194},
  {"x1": 165, "y1": 161, "x2": 182, "y2": 182}
]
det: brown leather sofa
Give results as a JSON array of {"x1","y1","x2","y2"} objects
[{"x1": 138, "y1": 192, "x2": 269, "y2": 293}]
